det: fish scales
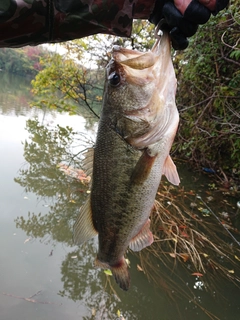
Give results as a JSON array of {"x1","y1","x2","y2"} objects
[
  {"x1": 74, "y1": 30, "x2": 180, "y2": 291},
  {"x1": 91, "y1": 121, "x2": 155, "y2": 256}
]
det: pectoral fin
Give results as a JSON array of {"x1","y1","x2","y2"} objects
[
  {"x1": 130, "y1": 149, "x2": 157, "y2": 185},
  {"x1": 129, "y1": 219, "x2": 153, "y2": 252},
  {"x1": 73, "y1": 196, "x2": 98, "y2": 245},
  {"x1": 163, "y1": 155, "x2": 180, "y2": 186}
]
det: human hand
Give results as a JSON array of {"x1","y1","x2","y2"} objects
[{"x1": 150, "y1": 0, "x2": 229, "y2": 50}]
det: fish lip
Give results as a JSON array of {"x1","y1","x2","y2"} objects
[
  {"x1": 112, "y1": 45, "x2": 143, "y2": 60},
  {"x1": 108, "y1": 31, "x2": 172, "y2": 80}
]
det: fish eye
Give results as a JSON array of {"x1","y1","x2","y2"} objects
[{"x1": 109, "y1": 72, "x2": 120, "y2": 86}]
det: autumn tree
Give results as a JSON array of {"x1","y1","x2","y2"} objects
[
  {"x1": 31, "y1": 20, "x2": 154, "y2": 118},
  {"x1": 0, "y1": 46, "x2": 47, "y2": 76}
]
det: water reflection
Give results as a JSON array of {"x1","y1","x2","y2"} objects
[
  {"x1": 14, "y1": 119, "x2": 89, "y2": 243},
  {"x1": 0, "y1": 72, "x2": 33, "y2": 115},
  {"x1": 12, "y1": 116, "x2": 240, "y2": 319},
  {"x1": 2, "y1": 70, "x2": 239, "y2": 319}
]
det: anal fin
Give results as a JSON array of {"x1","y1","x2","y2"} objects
[
  {"x1": 163, "y1": 155, "x2": 180, "y2": 186},
  {"x1": 73, "y1": 196, "x2": 98, "y2": 245},
  {"x1": 129, "y1": 219, "x2": 153, "y2": 252}
]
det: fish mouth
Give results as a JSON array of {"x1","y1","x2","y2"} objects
[
  {"x1": 110, "y1": 46, "x2": 157, "y2": 86},
  {"x1": 107, "y1": 51, "x2": 156, "y2": 87},
  {"x1": 112, "y1": 46, "x2": 158, "y2": 70},
  {"x1": 111, "y1": 31, "x2": 171, "y2": 71},
  {"x1": 107, "y1": 32, "x2": 172, "y2": 87}
]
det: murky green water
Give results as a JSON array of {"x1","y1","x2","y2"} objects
[{"x1": 0, "y1": 71, "x2": 239, "y2": 320}]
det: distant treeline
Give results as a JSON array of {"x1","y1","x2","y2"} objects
[{"x1": 0, "y1": 46, "x2": 48, "y2": 77}]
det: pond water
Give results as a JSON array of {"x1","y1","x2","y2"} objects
[{"x1": 0, "y1": 71, "x2": 239, "y2": 320}]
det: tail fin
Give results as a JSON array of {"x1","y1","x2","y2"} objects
[
  {"x1": 95, "y1": 257, "x2": 130, "y2": 291},
  {"x1": 111, "y1": 259, "x2": 130, "y2": 291}
]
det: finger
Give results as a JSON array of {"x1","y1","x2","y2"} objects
[
  {"x1": 184, "y1": 0, "x2": 211, "y2": 24},
  {"x1": 198, "y1": 0, "x2": 216, "y2": 11},
  {"x1": 162, "y1": 2, "x2": 198, "y2": 36},
  {"x1": 170, "y1": 27, "x2": 189, "y2": 50},
  {"x1": 162, "y1": 2, "x2": 184, "y2": 27},
  {"x1": 174, "y1": 0, "x2": 193, "y2": 14}
]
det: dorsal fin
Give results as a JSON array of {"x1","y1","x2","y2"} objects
[
  {"x1": 82, "y1": 147, "x2": 94, "y2": 177},
  {"x1": 163, "y1": 155, "x2": 180, "y2": 186},
  {"x1": 73, "y1": 196, "x2": 98, "y2": 245}
]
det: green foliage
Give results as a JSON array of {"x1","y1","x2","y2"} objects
[
  {"x1": 31, "y1": 51, "x2": 103, "y2": 117},
  {"x1": 174, "y1": 1, "x2": 240, "y2": 176},
  {"x1": 0, "y1": 46, "x2": 47, "y2": 77},
  {"x1": 31, "y1": 20, "x2": 154, "y2": 118}
]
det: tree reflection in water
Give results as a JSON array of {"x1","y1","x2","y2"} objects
[
  {"x1": 13, "y1": 119, "x2": 142, "y2": 319},
  {"x1": 13, "y1": 118, "x2": 240, "y2": 320},
  {"x1": 14, "y1": 119, "x2": 90, "y2": 244}
]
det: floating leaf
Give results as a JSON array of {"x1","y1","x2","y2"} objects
[
  {"x1": 221, "y1": 222, "x2": 232, "y2": 229},
  {"x1": 219, "y1": 212, "x2": 229, "y2": 219},
  {"x1": 104, "y1": 269, "x2": 112, "y2": 276},
  {"x1": 179, "y1": 253, "x2": 189, "y2": 262},
  {"x1": 92, "y1": 308, "x2": 96, "y2": 316},
  {"x1": 180, "y1": 231, "x2": 189, "y2": 238},
  {"x1": 137, "y1": 264, "x2": 144, "y2": 272},
  {"x1": 179, "y1": 225, "x2": 187, "y2": 229},
  {"x1": 198, "y1": 208, "x2": 211, "y2": 216},
  {"x1": 192, "y1": 272, "x2": 203, "y2": 277},
  {"x1": 190, "y1": 202, "x2": 197, "y2": 208},
  {"x1": 206, "y1": 196, "x2": 214, "y2": 202}
]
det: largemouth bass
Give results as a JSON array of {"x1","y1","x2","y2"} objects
[{"x1": 74, "y1": 30, "x2": 180, "y2": 291}]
